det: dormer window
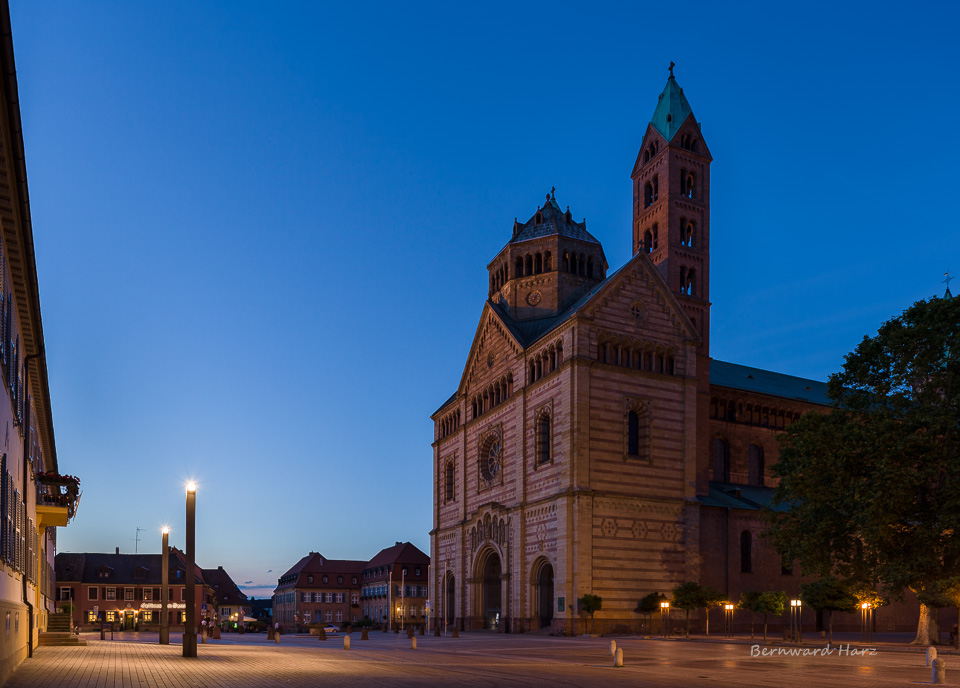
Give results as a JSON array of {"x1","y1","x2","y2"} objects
[{"x1": 307, "y1": 575, "x2": 313, "y2": 584}]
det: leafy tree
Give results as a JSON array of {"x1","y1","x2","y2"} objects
[
  {"x1": 578, "y1": 594, "x2": 602, "y2": 634},
  {"x1": 635, "y1": 592, "x2": 666, "y2": 635},
  {"x1": 800, "y1": 577, "x2": 858, "y2": 644},
  {"x1": 737, "y1": 591, "x2": 762, "y2": 638},
  {"x1": 671, "y1": 582, "x2": 726, "y2": 637},
  {"x1": 756, "y1": 591, "x2": 786, "y2": 643},
  {"x1": 767, "y1": 295, "x2": 960, "y2": 645}
]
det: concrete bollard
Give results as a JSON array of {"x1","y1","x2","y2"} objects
[
  {"x1": 928, "y1": 647, "x2": 938, "y2": 666},
  {"x1": 318, "y1": 628, "x2": 326, "y2": 641},
  {"x1": 452, "y1": 628, "x2": 459, "y2": 638},
  {"x1": 610, "y1": 640, "x2": 617, "y2": 656},
  {"x1": 614, "y1": 648, "x2": 623, "y2": 668},
  {"x1": 361, "y1": 628, "x2": 369, "y2": 640},
  {"x1": 344, "y1": 635, "x2": 351, "y2": 650},
  {"x1": 275, "y1": 632, "x2": 279, "y2": 644},
  {"x1": 411, "y1": 636, "x2": 417, "y2": 650},
  {"x1": 933, "y1": 657, "x2": 946, "y2": 684}
]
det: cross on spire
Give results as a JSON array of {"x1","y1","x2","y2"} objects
[{"x1": 669, "y1": 61, "x2": 675, "y2": 78}]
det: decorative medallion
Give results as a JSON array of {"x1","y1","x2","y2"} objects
[
  {"x1": 482, "y1": 437, "x2": 502, "y2": 480},
  {"x1": 527, "y1": 290, "x2": 542, "y2": 306},
  {"x1": 630, "y1": 301, "x2": 645, "y2": 321}
]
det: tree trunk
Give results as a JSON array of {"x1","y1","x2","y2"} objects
[
  {"x1": 763, "y1": 613, "x2": 768, "y2": 643},
  {"x1": 750, "y1": 613, "x2": 755, "y2": 639},
  {"x1": 912, "y1": 603, "x2": 941, "y2": 645},
  {"x1": 828, "y1": 610, "x2": 833, "y2": 645},
  {"x1": 705, "y1": 608, "x2": 710, "y2": 636},
  {"x1": 686, "y1": 609, "x2": 690, "y2": 637}
]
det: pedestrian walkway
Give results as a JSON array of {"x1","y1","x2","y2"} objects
[{"x1": 5, "y1": 631, "x2": 952, "y2": 687}]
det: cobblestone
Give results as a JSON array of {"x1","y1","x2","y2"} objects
[{"x1": 7, "y1": 631, "x2": 954, "y2": 687}]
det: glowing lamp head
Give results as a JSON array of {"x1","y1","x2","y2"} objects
[
  {"x1": 861, "y1": 602, "x2": 869, "y2": 609},
  {"x1": 186, "y1": 481, "x2": 197, "y2": 493},
  {"x1": 162, "y1": 526, "x2": 170, "y2": 535}
]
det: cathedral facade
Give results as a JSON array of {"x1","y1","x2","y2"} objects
[{"x1": 429, "y1": 72, "x2": 830, "y2": 634}]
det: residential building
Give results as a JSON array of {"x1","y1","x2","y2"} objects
[
  {"x1": 54, "y1": 549, "x2": 215, "y2": 630},
  {"x1": 273, "y1": 553, "x2": 364, "y2": 629},
  {"x1": 362, "y1": 542, "x2": 429, "y2": 630},
  {"x1": 202, "y1": 566, "x2": 249, "y2": 629},
  {"x1": 0, "y1": 2, "x2": 77, "y2": 681}
]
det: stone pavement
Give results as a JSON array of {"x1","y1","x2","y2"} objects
[{"x1": 6, "y1": 631, "x2": 956, "y2": 687}]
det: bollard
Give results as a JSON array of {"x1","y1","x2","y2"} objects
[
  {"x1": 933, "y1": 657, "x2": 946, "y2": 684},
  {"x1": 318, "y1": 628, "x2": 326, "y2": 641},
  {"x1": 614, "y1": 648, "x2": 623, "y2": 668},
  {"x1": 411, "y1": 636, "x2": 417, "y2": 650},
  {"x1": 100, "y1": 627, "x2": 105, "y2": 641},
  {"x1": 928, "y1": 647, "x2": 938, "y2": 666},
  {"x1": 434, "y1": 626, "x2": 441, "y2": 637},
  {"x1": 452, "y1": 628, "x2": 459, "y2": 638},
  {"x1": 275, "y1": 630, "x2": 280, "y2": 644},
  {"x1": 361, "y1": 628, "x2": 369, "y2": 640},
  {"x1": 610, "y1": 640, "x2": 617, "y2": 657},
  {"x1": 343, "y1": 635, "x2": 351, "y2": 650}
]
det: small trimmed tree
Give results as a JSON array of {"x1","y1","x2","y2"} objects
[
  {"x1": 738, "y1": 591, "x2": 762, "y2": 638},
  {"x1": 578, "y1": 594, "x2": 602, "y2": 634},
  {"x1": 635, "y1": 592, "x2": 666, "y2": 635},
  {"x1": 701, "y1": 586, "x2": 727, "y2": 636},
  {"x1": 801, "y1": 577, "x2": 858, "y2": 644},
  {"x1": 672, "y1": 582, "x2": 702, "y2": 637},
  {"x1": 756, "y1": 591, "x2": 787, "y2": 643}
]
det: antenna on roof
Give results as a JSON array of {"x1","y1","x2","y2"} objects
[
  {"x1": 134, "y1": 527, "x2": 144, "y2": 554},
  {"x1": 945, "y1": 271, "x2": 954, "y2": 298}
]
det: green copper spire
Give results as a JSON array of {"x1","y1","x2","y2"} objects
[{"x1": 650, "y1": 63, "x2": 694, "y2": 143}]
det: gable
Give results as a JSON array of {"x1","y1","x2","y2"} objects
[
  {"x1": 457, "y1": 305, "x2": 523, "y2": 398},
  {"x1": 580, "y1": 251, "x2": 700, "y2": 345}
]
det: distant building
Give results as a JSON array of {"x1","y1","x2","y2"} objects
[
  {"x1": 249, "y1": 597, "x2": 272, "y2": 624},
  {"x1": 362, "y1": 542, "x2": 429, "y2": 629},
  {"x1": 274, "y1": 542, "x2": 429, "y2": 631},
  {"x1": 202, "y1": 566, "x2": 249, "y2": 629},
  {"x1": 55, "y1": 550, "x2": 216, "y2": 630},
  {"x1": 273, "y1": 553, "x2": 364, "y2": 629},
  {"x1": 0, "y1": 2, "x2": 77, "y2": 681}
]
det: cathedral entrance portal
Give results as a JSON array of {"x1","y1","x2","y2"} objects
[
  {"x1": 481, "y1": 552, "x2": 502, "y2": 630},
  {"x1": 536, "y1": 562, "x2": 554, "y2": 628},
  {"x1": 444, "y1": 573, "x2": 455, "y2": 627}
]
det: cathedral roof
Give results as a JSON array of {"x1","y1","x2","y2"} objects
[
  {"x1": 650, "y1": 73, "x2": 694, "y2": 143},
  {"x1": 699, "y1": 482, "x2": 788, "y2": 512},
  {"x1": 710, "y1": 360, "x2": 829, "y2": 405},
  {"x1": 509, "y1": 192, "x2": 600, "y2": 245}
]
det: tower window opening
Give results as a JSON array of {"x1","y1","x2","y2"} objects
[
  {"x1": 642, "y1": 230, "x2": 653, "y2": 253},
  {"x1": 535, "y1": 253, "x2": 543, "y2": 274},
  {"x1": 652, "y1": 224, "x2": 659, "y2": 250},
  {"x1": 587, "y1": 256, "x2": 594, "y2": 278},
  {"x1": 515, "y1": 257, "x2": 523, "y2": 278},
  {"x1": 544, "y1": 251, "x2": 552, "y2": 271},
  {"x1": 652, "y1": 174, "x2": 659, "y2": 201},
  {"x1": 685, "y1": 172, "x2": 695, "y2": 199},
  {"x1": 644, "y1": 182, "x2": 653, "y2": 208},
  {"x1": 525, "y1": 254, "x2": 533, "y2": 276}
]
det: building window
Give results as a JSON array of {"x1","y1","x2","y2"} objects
[
  {"x1": 302, "y1": 593, "x2": 311, "y2": 603},
  {"x1": 105, "y1": 588, "x2": 116, "y2": 601},
  {"x1": 352, "y1": 576, "x2": 357, "y2": 585},
  {"x1": 142, "y1": 611, "x2": 153, "y2": 623},
  {"x1": 415, "y1": 568, "x2": 421, "y2": 577},
  {"x1": 444, "y1": 462, "x2": 454, "y2": 502},
  {"x1": 58, "y1": 587, "x2": 72, "y2": 601},
  {"x1": 740, "y1": 531, "x2": 753, "y2": 573},
  {"x1": 337, "y1": 576, "x2": 343, "y2": 585},
  {"x1": 88, "y1": 587, "x2": 98, "y2": 601},
  {"x1": 307, "y1": 575, "x2": 313, "y2": 584},
  {"x1": 535, "y1": 411, "x2": 552, "y2": 465},
  {"x1": 125, "y1": 588, "x2": 134, "y2": 601},
  {"x1": 351, "y1": 593, "x2": 359, "y2": 605},
  {"x1": 748, "y1": 443, "x2": 765, "y2": 486},
  {"x1": 336, "y1": 593, "x2": 344, "y2": 603},
  {"x1": 325, "y1": 611, "x2": 332, "y2": 622},
  {"x1": 712, "y1": 438, "x2": 730, "y2": 482},
  {"x1": 143, "y1": 589, "x2": 153, "y2": 602},
  {"x1": 479, "y1": 433, "x2": 502, "y2": 483},
  {"x1": 626, "y1": 402, "x2": 651, "y2": 459}
]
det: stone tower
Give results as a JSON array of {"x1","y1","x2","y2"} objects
[{"x1": 630, "y1": 66, "x2": 712, "y2": 356}]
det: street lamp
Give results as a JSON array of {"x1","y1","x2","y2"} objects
[
  {"x1": 401, "y1": 568, "x2": 406, "y2": 632},
  {"x1": 860, "y1": 602, "x2": 872, "y2": 643},
  {"x1": 789, "y1": 599, "x2": 799, "y2": 642},
  {"x1": 660, "y1": 601, "x2": 670, "y2": 638},
  {"x1": 160, "y1": 526, "x2": 169, "y2": 645},
  {"x1": 794, "y1": 599, "x2": 803, "y2": 643},
  {"x1": 724, "y1": 604, "x2": 734, "y2": 638},
  {"x1": 183, "y1": 482, "x2": 197, "y2": 658}
]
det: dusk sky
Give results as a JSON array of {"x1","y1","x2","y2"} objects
[{"x1": 10, "y1": 2, "x2": 959, "y2": 598}]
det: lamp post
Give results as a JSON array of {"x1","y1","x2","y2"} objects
[
  {"x1": 183, "y1": 482, "x2": 197, "y2": 657},
  {"x1": 724, "y1": 604, "x2": 734, "y2": 638},
  {"x1": 401, "y1": 568, "x2": 406, "y2": 632},
  {"x1": 860, "y1": 602, "x2": 872, "y2": 643},
  {"x1": 160, "y1": 527, "x2": 169, "y2": 645},
  {"x1": 660, "y1": 601, "x2": 670, "y2": 638},
  {"x1": 794, "y1": 599, "x2": 803, "y2": 643}
]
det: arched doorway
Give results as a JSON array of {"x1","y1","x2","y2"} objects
[
  {"x1": 535, "y1": 562, "x2": 554, "y2": 628},
  {"x1": 481, "y1": 552, "x2": 502, "y2": 630},
  {"x1": 444, "y1": 573, "x2": 455, "y2": 627}
]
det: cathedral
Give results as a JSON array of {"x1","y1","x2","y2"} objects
[{"x1": 429, "y1": 69, "x2": 832, "y2": 634}]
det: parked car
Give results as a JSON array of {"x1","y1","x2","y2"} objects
[{"x1": 323, "y1": 624, "x2": 339, "y2": 635}]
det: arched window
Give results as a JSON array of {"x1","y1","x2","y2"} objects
[
  {"x1": 544, "y1": 252, "x2": 552, "y2": 271},
  {"x1": 587, "y1": 256, "x2": 594, "y2": 278},
  {"x1": 685, "y1": 172, "x2": 695, "y2": 199},
  {"x1": 515, "y1": 257, "x2": 523, "y2": 278},
  {"x1": 748, "y1": 444, "x2": 765, "y2": 486},
  {"x1": 644, "y1": 182, "x2": 654, "y2": 208},
  {"x1": 536, "y1": 413, "x2": 551, "y2": 465},
  {"x1": 686, "y1": 268, "x2": 696, "y2": 296},
  {"x1": 642, "y1": 230, "x2": 653, "y2": 253},
  {"x1": 444, "y1": 462, "x2": 454, "y2": 502},
  {"x1": 712, "y1": 438, "x2": 730, "y2": 482},
  {"x1": 652, "y1": 224, "x2": 659, "y2": 249},
  {"x1": 578, "y1": 254, "x2": 586, "y2": 277},
  {"x1": 535, "y1": 253, "x2": 543, "y2": 274},
  {"x1": 626, "y1": 403, "x2": 651, "y2": 459},
  {"x1": 562, "y1": 252, "x2": 570, "y2": 272},
  {"x1": 525, "y1": 254, "x2": 533, "y2": 276},
  {"x1": 652, "y1": 174, "x2": 659, "y2": 201},
  {"x1": 740, "y1": 531, "x2": 752, "y2": 573}
]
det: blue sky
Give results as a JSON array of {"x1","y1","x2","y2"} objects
[{"x1": 11, "y1": 1, "x2": 959, "y2": 597}]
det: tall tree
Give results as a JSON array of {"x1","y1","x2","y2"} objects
[
  {"x1": 767, "y1": 295, "x2": 960, "y2": 645},
  {"x1": 578, "y1": 594, "x2": 602, "y2": 634},
  {"x1": 801, "y1": 577, "x2": 858, "y2": 644}
]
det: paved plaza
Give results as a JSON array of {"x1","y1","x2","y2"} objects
[{"x1": 6, "y1": 631, "x2": 956, "y2": 687}]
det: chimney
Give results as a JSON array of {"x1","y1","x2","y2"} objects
[{"x1": 115, "y1": 547, "x2": 119, "y2": 555}]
